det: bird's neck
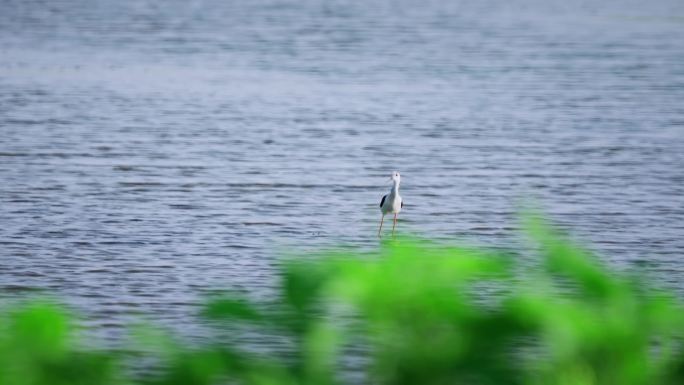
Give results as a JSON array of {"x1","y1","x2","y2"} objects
[{"x1": 391, "y1": 181, "x2": 400, "y2": 195}]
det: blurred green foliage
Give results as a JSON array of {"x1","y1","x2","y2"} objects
[{"x1": 2, "y1": 217, "x2": 684, "y2": 385}]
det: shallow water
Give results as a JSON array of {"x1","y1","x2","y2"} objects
[{"x1": 1, "y1": 0, "x2": 683, "y2": 341}]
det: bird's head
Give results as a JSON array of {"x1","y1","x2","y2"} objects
[{"x1": 389, "y1": 171, "x2": 401, "y2": 183}]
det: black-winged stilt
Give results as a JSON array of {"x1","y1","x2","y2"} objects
[{"x1": 378, "y1": 171, "x2": 403, "y2": 237}]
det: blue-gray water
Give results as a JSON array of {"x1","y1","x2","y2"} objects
[{"x1": 1, "y1": 0, "x2": 683, "y2": 341}]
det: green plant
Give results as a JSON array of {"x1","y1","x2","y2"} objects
[{"x1": 2, "y1": 217, "x2": 683, "y2": 385}]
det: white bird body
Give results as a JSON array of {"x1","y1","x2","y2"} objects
[
  {"x1": 378, "y1": 171, "x2": 403, "y2": 237},
  {"x1": 380, "y1": 185, "x2": 402, "y2": 215}
]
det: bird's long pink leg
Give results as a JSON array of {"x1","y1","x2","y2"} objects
[
  {"x1": 392, "y1": 213, "x2": 397, "y2": 237},
  {"x1": 378, "y1": 215, "x2": 385, "y2": 237}
]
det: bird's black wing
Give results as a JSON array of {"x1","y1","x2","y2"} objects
[
  {"x1": 379, "y1": 194, "x2": 387, "y2": 208},
  {"x1": 401, "y1": 199, "x2": 404, "y2": 208}
]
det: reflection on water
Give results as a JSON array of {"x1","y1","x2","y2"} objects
[{"x1": 1, "y1": 0, "x2": 683, "y2": 341}]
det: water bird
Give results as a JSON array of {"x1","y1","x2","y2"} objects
[{"x1": 378, "y1": 171, "x2": 403, "y2": 237}]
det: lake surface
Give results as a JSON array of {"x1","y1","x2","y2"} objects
[{"x1": 1, "y1": 0, "x2": 683, "y2": 341}]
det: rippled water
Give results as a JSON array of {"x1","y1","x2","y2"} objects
[{"x1": 1, "y1": 0, "x2": 683, "y2": 341}]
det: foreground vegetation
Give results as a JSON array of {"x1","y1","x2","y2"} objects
[{"x1": 2, "y1": 216, "x2": 684, "y2": 385}]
